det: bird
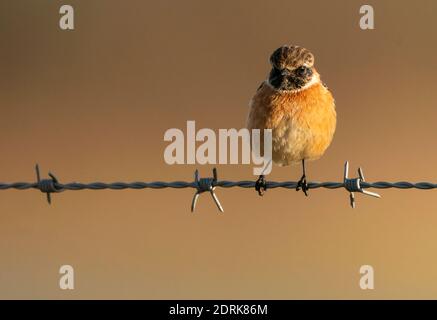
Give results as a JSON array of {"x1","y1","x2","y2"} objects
[{"x1": 246, "y1": 45, "x2": 336, "y2": 196}]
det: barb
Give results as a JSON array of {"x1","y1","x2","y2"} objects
[
  {"x1": 343, "y1": 161, "x2": 381, "y2": 208},
  {"x1": 0, "y1": 162, "x2": 436, "y2": 211},
  {"x1": 191, "y1": 168, "x2": 223, "y2": 213},
  {"x1": 34, "y1": 164, "x2": 64, "y2": 204}
]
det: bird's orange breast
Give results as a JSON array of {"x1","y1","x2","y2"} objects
[{"x1": 247, "y1": 81, "x2": 336, "y2": 166}]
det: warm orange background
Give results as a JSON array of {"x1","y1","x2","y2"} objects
[{"x1": 1, "y1": 0, "x2": 437, "y2": 299}]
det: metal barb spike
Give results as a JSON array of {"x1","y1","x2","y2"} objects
[
  {"x1": 343, "y1": 161, "x2": 381, "y2": 208},
  {"x1": 34, "y1": 164, "x2": 63, "y2": 205},
  {"x1": 191, "y1": 168, "x2": 224, "y2": 213}
]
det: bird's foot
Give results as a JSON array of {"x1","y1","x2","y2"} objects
[
  {"x1": 255, "y1": 175, "x2": 267, "y2": 196},
  {"x1": 296, "y1": 174, "x2": 309, "y2": 196}
]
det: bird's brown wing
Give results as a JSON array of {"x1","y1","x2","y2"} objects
[
  {"x1": 246, "y1": 81, "x2": 271, "y2": 131},
  {"x1": 255, "y1": 81, "x2": 265, "y2": 92}
]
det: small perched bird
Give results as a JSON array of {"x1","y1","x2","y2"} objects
[{"x1": 247, "y1": 45, "x2": 336, "y2": 195}]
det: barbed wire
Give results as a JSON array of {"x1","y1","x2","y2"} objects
[{"x1": 0, "y1": 162, "x2": 436, "y2": 212}]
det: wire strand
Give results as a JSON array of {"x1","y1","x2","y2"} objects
[{"x1": 1, "y1": 162, "x2": 436, "y2": 211}]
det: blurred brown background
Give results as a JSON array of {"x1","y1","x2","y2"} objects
[{"x1": 1, "y1": 0, "x2": 437, "y2": 299}]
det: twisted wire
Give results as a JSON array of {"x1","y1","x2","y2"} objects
[
  {"x1": 1, "y1": 162, "x2": 437, "y2": 211},
  {"x1": 1, "y1": 181, "x2": 437, "y2": 191}
]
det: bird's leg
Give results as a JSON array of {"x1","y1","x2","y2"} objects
[
  {"x1": 255, "y1": 175, "x2": 267, "y2": 196},
  {"x1": 296, "y1": 159, "x2": 309, "y2": 196}
]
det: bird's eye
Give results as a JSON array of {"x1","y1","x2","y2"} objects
[{"x1": 296, "y1": 66, "x2": 307, "y2": 76}]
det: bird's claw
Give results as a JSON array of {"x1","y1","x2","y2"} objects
[
  {"x1": 296, "y1": 175, "x2": 309, "y2": 196},
  {"x1": 255, "y1": 175, "x2": 267, "y2": 196}
]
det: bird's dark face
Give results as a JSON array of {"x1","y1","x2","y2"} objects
[
  {"x1": 268, "y1": 45, "x2": 316, "y2": 91},
  {"x1": 268, "y1": 65, "x2": 314, "y2": 91}
]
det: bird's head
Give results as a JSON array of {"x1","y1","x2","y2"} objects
[{"x1": 268, "y1": 45, "x2": 319, "y2": 92}]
